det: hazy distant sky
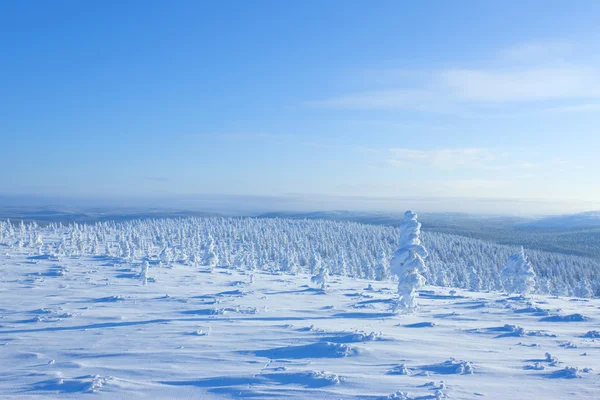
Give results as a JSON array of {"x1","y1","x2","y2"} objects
[{"x1": 2, "y1": 1, "x2": 600, "y2": 214}]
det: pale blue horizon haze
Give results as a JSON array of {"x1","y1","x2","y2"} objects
[{"x1": 2, "y1": 0, "x2": 600, "y2": 215}]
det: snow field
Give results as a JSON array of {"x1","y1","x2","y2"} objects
[{"x1": 1, "y1": 244, "x2": 599, "y2": 399}]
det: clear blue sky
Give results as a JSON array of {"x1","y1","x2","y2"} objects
[{"x1": 2, "y1": 1, "x2": 600, "y2": 214}]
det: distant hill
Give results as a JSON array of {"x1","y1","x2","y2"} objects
[{"x1": 519, "y1": 211, "x2": 600, "y2": 229}]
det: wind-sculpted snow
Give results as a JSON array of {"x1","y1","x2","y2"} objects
[
  {"x1": 1, "y1": 246, "x2": 600, "y2": 399},
  {"x1": 0, "y1": 216, "x2": 599, "y2": 296}
]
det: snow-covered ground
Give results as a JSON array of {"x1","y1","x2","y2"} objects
[{"x1": 1, "y1": 247, "x2": 599, "y2": 399}]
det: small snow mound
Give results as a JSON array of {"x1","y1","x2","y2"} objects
[
  {"x1": 503, "y1": 324, "x2": 526, "y2": 336},
  {"x1": 524, "y1": 362, "x2": 546, "y2": 370},
  {"x1": 541, "y1": 313, "x2": 587, "y2": 322},
  {"x1": 97, "y1": 295, "x2": 125, "y2": 302},
  {"x1": 193, "y1": 327, "x2": 211, "y2": 336},
  {"x1": 318, "y1": 342, "x2": 357, "y2": 358},
  {"x1": 550, "y1": 366, "x2": 592, "y2": 379},
  {"x1": 307, "y1": 370, "x2": 340, "y2": 385},
  {"x1": 405, "y1": 321, "x2": 436, "y2": 328},
  {"x1": 329, "y1": 331, "x2": 383, "y2": 343},
  {"x1": 264, "y1": 370, "x2": 341, "y2": 387},
  {"x1": 254, "y1": 341, "x2": 359, "y2": 359},
  {"x1": 434, "y1": 389, "x2": 447, "y2": 399},
  {"x1": 545, "y1": 352, "x2": 560, "y2": 366},
  {"x1": 517, "y1": 342, "x2": 540, "y2": 347},
  {"x1": 388, "y1": 391, "x2": 411, "y2": 400},
  {"x1": 420, "y1": 381, "x2": 447, "y2": 390},
  {"x1": 85, "y1": 375, "x2": 111, "y2": 393},
  {"x1": 559, "y1": 341, "x2": 577, "y2": 348},
  {"x1": 513, "y1": 306, "x2": 550, "y2": 316},
  {"x1": 36, "y1": 375, "x2": 114, "y2": 393},
  {"x1": 299, "y1": 324, "x2": 319, "y2": 332},
  {"x1": 424, "y1": 358, "x2": 474, "y2": 375},
  {"x1": 388, "y1": 364, "x2": 411, "y2": 375},
  {"x1": 582, "y1": 330, "x2": 600, "y2": 338}
]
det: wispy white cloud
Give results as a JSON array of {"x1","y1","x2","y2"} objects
[
  {"x1": 499, "y1": 40, "x2": 574, "y2": 63},
  {"x1": 441, "y1": 66, "x2": 600, "y2": 102},
  {"x1": 386, "y1": 148, "x2": 497, "y2": 169},
  {"x1": 384, "y1": 147, "x2": 573, "y2": 174},
  {"x1": 311, "y1": 41, "x2": 600, "y2": 114}
]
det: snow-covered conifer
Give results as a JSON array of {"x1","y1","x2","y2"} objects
[
  {"x1": 140, "y1": 261, "x2": 149, "y2": 285},
  {"x1": 204, "y1": 236, "x2": 218, "y2": 268},
  {"x1": 310, "y1": 252, "x2": 322, "y2": 276},
  {"x1": 390, "y1": 210, "x2": 428, "y2": 310},
  {"x1": 469, "y1": 267, "x2": 483, "y2": 291},
  {"x1": 502, "y1": 247, "x2": 536, "y2": 295},
  {"x1": 375, "y1": 248, "x2": 389, "y2": 281},
  {"x1": 311, "y1": 265, "x2": 329, "y2": 291},
  {"x1": 397, "y1": 269, "x2": 426, "y2": 310},
  {"x1": 575, "y1": 279, "x2": 593, "y2": 298}
]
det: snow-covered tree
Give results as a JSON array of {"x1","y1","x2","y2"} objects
[
  {"x1": 374, "y1": 248, "x2": 389, "y2": 281},
  {"x1": 311, "y1": 265, "x2": 329, "y2": 291},
  {"x1": 140, "y1": 261, "x2": 149, "y2": 285},
  {"x1": 469, "y1": 266, "x2": 483, "y2": 291},
  {"x1": 397, "y1": 268, "x2": 426, "y2": 309},
  {"x1": 310, "y1": 251, "x2": 322, "y2": 276},
  {"x1": 337, "y1": 251, "x2": 347, "y2": 276},
  {"x1": 204, "y1": 236, "x2": 218, "y2": 268},
  {"x1": 575, "y1": 279, "x2": 593, "y2": 298},
  {"x1": 502, "y1": 247, "x2": 536, "y2": 295},
  {"x1": 390, "y1": 210, "x2": 428, "y2": 310}
]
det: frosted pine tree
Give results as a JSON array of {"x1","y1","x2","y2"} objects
[
  {"x1": 397, "y1": 269, "x2": 426, "y2": 310},
  {"x1": 575, "y1": 279, "x2": 593, "y2": 298},
  {"x1": 204, "y1": 236, "x2": 218, "y2": 268},
  {"x1": 375, "y1": 248, "x2": 389, "y2": 281},
  {"x1": 140, "y1": 261, "x2": 149, "y2": 285},
  {"x1": 337, "y1": 251, "x2": 347, "y2": 276},
  {"x1": 502, "y1": 247, "x2": 536, "y2": 296},
  {"x1": 310, "y1": 251, "x2": 322, "y2": 276},
  {"x1": 311, "y1": 264, "x2": 329, "y2": 291},
  {"x1": 390, "y1": 210, "x2": 428, "y2": 310},
  {"x1": 469, "y1": 266, "x2": 483, "y2": 291}
]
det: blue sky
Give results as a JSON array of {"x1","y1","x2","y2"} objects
[{"x1": 2, "y1": 1, "x2": 600, "y2": 214}]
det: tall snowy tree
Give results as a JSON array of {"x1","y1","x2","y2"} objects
[{"x1": 390, "y1": 210, "x2": 428, "y2": 310}]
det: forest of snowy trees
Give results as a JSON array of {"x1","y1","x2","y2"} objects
[{"x1": 0, "y1": 216, "x2": 598, "y2": 298}]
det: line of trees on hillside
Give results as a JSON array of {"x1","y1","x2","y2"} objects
[{"x1": 0, "y1": 217, "x2": 597, "y2": 297}]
